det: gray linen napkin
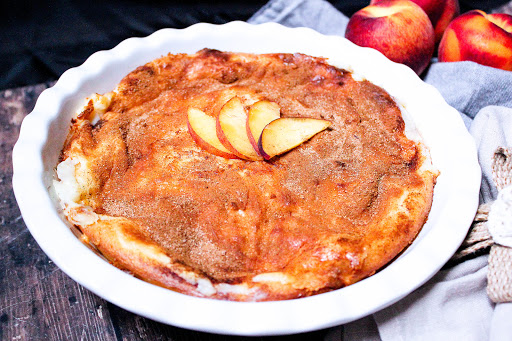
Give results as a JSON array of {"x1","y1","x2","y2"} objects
[{"x1": 249, "y1": 0, "x2": 512, "y2": 339}]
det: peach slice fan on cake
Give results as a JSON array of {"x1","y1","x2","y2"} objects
[{"x1": 189, "y1": 97, "x2": 331, "y2": 161}]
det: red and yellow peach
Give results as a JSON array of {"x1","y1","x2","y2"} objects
[
  {"x1": 345, "y1": 0, "x2": 435, "y2": 75},
  {"x1": 438, "y1": 10, "x2": 512, "y2": 71},
  {"x1": 371, "y1": 0, "x2": 460, "y2": 44}
]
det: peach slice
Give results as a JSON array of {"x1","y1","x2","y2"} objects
[
  {"x1": 246, "y1": 100, "x2": 281, "y2": 154},
  {"x1": 187, "y1": 107, "x2": 238, "y2": 159},
  {"x1": 216, "y1": 97, "x2": 262, "y2": 161},
  {"x1": 258, "y1": 118, "x2": 331, "y2": 160}
]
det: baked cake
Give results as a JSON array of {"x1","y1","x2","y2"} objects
[{"x1": 54, "y1": 49, "x2": 438, "y2": 301}]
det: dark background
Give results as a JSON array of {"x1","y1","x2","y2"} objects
[{"x1": 1, "y1": 0, "x2": 508, "y2": 91}]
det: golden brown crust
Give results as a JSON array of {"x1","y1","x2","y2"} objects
[{"x1": 58, "y1": 49, "x2": 437, "y2": 301}]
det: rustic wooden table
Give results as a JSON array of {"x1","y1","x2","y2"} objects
[
  {"x1": 0, "y1": 84, "x2": 336, "y2": 340},
  {"x1": 3, "y1": 2, "x2": 512, "y2": 338}
]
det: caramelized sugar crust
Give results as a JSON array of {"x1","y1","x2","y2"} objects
[{"x1": 60, "y1": 49, "x2": 437, "y2": 300}]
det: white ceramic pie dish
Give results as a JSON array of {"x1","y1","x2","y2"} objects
[{"x1": 12, "y1": 21, "x2": 481, "y2": 336}]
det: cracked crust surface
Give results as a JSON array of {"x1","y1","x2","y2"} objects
[{"x1": 56, "y1": 49, "x2": 437, "y2": 301}]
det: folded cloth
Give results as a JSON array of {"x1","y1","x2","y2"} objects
[
  {"x1": 249, "y1": 0, "x2": 349, "y2": 36},
  {"x1": 249, "y1": 0, "x2": 512, "y2": 339}
]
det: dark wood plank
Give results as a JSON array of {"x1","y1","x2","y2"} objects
[{"x1": 0, "y1": 84, "x2": 116, "y2": 341}]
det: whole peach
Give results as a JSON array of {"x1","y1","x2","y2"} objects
[
  {"x1": 438, "y1": 10, "x2": 512, "y2": 71},
  {"x1": 371, "y1": 0, "x2": 460, "y2": 44},
  {"x1": 346, "y1": 0, "x2": 435, "y2": 75}
]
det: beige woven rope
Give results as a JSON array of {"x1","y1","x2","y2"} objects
[
  {"x1": 451, "y1": 203, "x2": 493, "y2": 261},
  {"x1": 451, "y1": 147, "x2": 512, "y2": 303},
  {"x1": 492, "y1": 147, "x2": 512, "y2": 190},
  {"x1": 488, "y1": 245, "x2": 512, "y2": 303},
  {"x1": 487, "y1": 147, "x2": 512, "y2": 303}
]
